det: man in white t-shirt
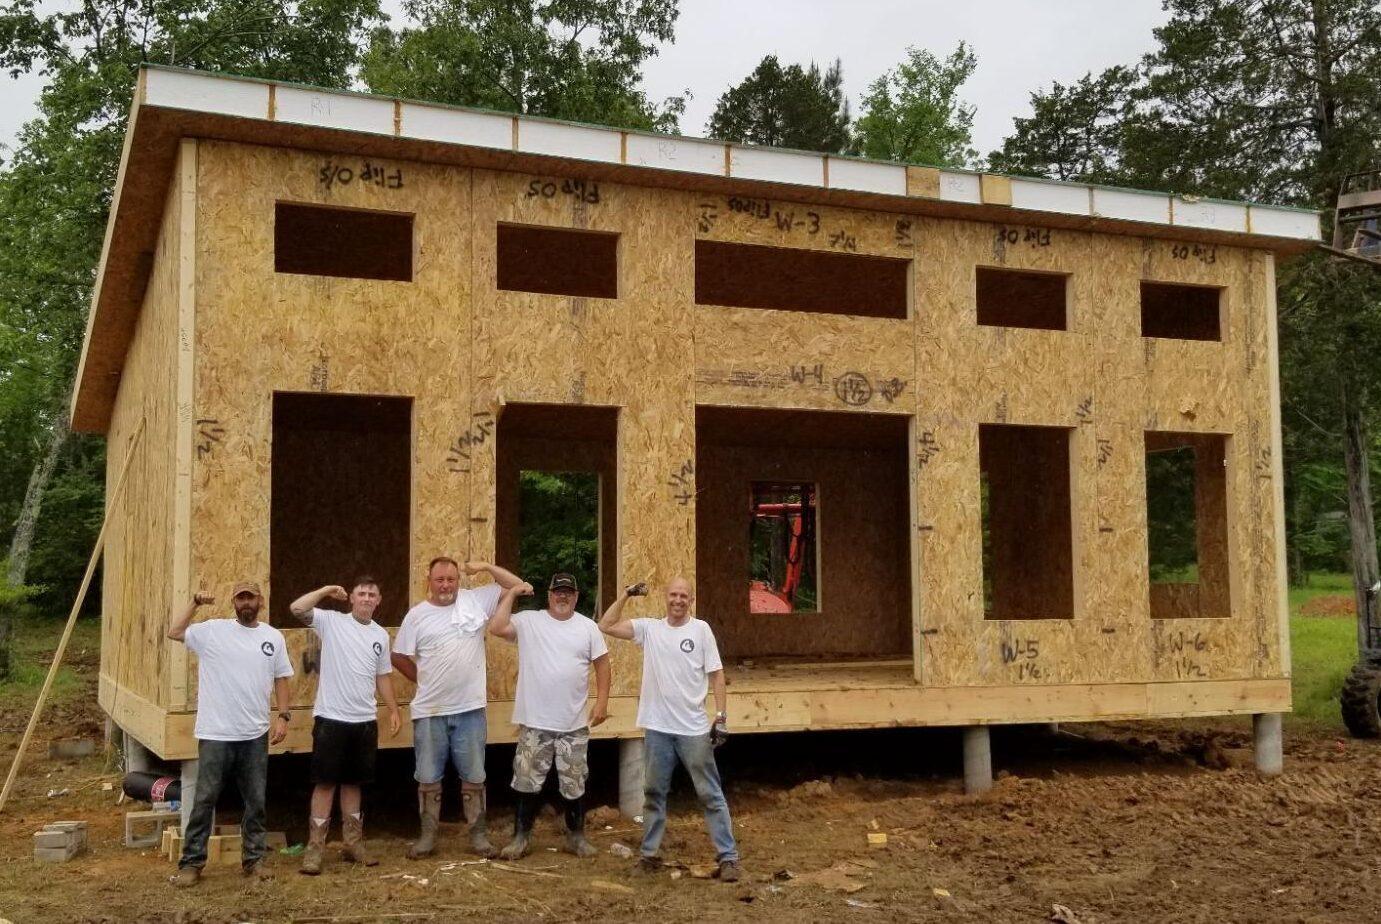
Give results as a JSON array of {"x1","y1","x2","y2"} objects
[
  {"x1": 599, "y1": 577, "x2": 741, "y2": 883},
  {"x1": 489, "y1": 572, "x2": 610, "y2": 860},
  {"x1": 288, "y1": 577, "x2": 401, "y2": 875},
  {"x1": 392, "y1": 557, "x2": 521, "y2": 858},
  {"x1": 167, "y1": 581, "x2": 294, "y2": 888}
]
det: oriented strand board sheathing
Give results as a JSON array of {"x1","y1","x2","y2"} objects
[
  {"x1": 190, "y1": 141, "x2": 473, "y2": 710},
  {"x1": 692, "y1": 195, "x2": 918, "y2": 414},
  {"x1": 914, "y1": 216, "x2": 1281, "y2": 689},
  {"x1": 99, "y1": 135, "x2": 1291, "y2": 749},
  {"x1": 100, "y1": 147, "x2": 187, "y2": 711}
]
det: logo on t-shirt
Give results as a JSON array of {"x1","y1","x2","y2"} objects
[
  {"x1": 260, "y1": 641, "x2": 275, "y2": 657},
  {"x1": 679, "y1": 638, "x2": 695, "y2": 654},
  {"x1": 372, "y1": 641, "x2": 383, "y2": 657}
]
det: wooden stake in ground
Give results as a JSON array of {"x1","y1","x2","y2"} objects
[{"x1": 0, "y1": 417, "x2": 146, "y2": 814}]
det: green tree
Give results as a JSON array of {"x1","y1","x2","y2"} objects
[
  {"x1": 988, "y1": 66, "x2": 1143, "y2": 183},
  {"x1": 706, "y1": 55, "x2": 851, "y2": 153},
  {"x1": 362, "y1": 0, "x2": 683, "y2": 131},
  {"x1": 854, "y1": 43, "x2": 977, "y2": 167},
  {"x1": 0, "y1": 0, "x2": 385, "y2": 649}
]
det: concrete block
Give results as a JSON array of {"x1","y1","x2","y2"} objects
[
  {"x1": 34, "y1": 844, "x2": 80, "y2": 862},
  {"x1": 126, "y1": 809, "x2": 181, "y2": 848},
  {"x1": 33, "y1": 830, "x2": 75, "y2": 849}
]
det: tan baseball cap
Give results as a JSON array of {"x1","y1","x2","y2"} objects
[{"x1": 231, "y1": 580, "x2": 262, "y2": 599}]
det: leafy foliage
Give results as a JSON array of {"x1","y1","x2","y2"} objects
[
  {"x1": 854, "y1": 43, "x2": 977, "y2": 167},
  {"x1": 362, "y1": 0, "x2": 684, "y2": 131},
  {"x1": 518, "y1": 471, "x2": 600, "y2": 614},
  {"x1": 706, "y1": 55, "x2": 851, "y2": 153}
]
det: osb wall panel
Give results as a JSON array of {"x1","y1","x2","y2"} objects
[
  {"x1": 467, "y1": 170, "x2": 697, "y2": 698},
  {"x1": 693, "y1": 195, "x2": 918, "y2": 415},
  {"x1": 190, "y1": 141, "x2": 472, "y2": 708},
  {"x1": 696, "y1": 444, "x2": 911, "y2": 659},
  {"x1": 175, "y1": 141, "x2": 1286, "y2": 713},
  {"x1": 102, "y1": 155, "x2": 183, "y2": 707},
  {"x1": 914, "y1": 217, "x2": 1284, "y2": 688}
]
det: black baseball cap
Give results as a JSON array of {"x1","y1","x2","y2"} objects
[{"x1": 549, "y1": 573, "x2": 579, "y2": 592}]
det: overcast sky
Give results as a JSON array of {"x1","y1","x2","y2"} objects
[{"x1": 0, "y1": 1, "x2": 1168, "y2": 158}]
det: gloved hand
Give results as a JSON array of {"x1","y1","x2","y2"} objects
[{"x1": 710, "y1": 714, "x2": 729, "y2": 748}]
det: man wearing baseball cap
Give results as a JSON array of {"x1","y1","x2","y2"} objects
[
  {"x1": 167, "y1": 581, "x2": 294, "y2": 887},
  {"x1": 488, "y1": 572, "x2": 610, "y2": 860}
]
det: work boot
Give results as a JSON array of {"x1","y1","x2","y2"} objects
[
  {"x1": 462, "y1": 781, "x2": 497, "y2": 858},
  {"x1": 300, "y1": 816, "x2": 329, "y2": 875},
  {"x1": 562, "y1": 796, "x2": 597, "y2": 858},
  {"x1": 631, "y1": 855, "x2": 663, "y2": 876},
  {"x1": 407, "y1": 782, "x2": 442, "y2": 860},
  {"x1": 341, "y1": 812, "x2": 377, "y2": 866},
  {"x1": 243, "y1": 860, "x2": 274, "y2": 881},
  {"x1": 499, "y1": 792, "x2": 536, "y2": 860},
  {"x1": 170, "y1": 866, "x2": 201, "y2": 888},
  {"x1": 717, "y1": 859, "x2": 742, "y2": 883}
]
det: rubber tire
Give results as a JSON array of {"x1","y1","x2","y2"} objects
[{"x1": 1341, "y1": 661, "x2": 1381, "y2": 738}]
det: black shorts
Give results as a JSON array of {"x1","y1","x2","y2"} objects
[{"x1": 311, "y1": 717, "x2": 378, "y2": 785}]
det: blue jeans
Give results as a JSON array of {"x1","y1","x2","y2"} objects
[
  {"x1": 641, "y1": 729, "x2": 738, "y2": 863},
  {"x1": 179, "y1": 735, "x2": 268, "y2": 870},
  {"x1": 413, "y1": 708, "x2": 487, "y2": 784}
]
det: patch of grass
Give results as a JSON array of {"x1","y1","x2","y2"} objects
[
  {"x1": 1288, "y1": 572, "x2": 1357, "y2": 731},
  {"x1": 0, "y1": 617, "x2": 100, "y2": 713}
]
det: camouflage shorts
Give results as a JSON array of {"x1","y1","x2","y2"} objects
[{"x1": 511, "y1": 725, "x2": 590, "y2": 800}]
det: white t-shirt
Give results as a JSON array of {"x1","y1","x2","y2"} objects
[
  {"x1": 632, "y1": 617, "x2": 723, "y2": 736},
  {"x1": 510, "y1": 610, "x2": 609, "y2": 733},
  {"x1": 308, "y1": 608, "x2": 392, "y2": 723},
  {"x1": 394, "y1": 585, "x2": 503, "y2": 719},
  {"x1": 186, "y1": 619, "x2": 295, "y2": 741}
]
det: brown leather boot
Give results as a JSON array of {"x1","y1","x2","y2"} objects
[
  {"x1": 407, "y1": 783, "x2": 442, "y2": 859},
  {"x1": 300, "y1": 816, "x2": 329, "y2": 875},
  {"x1": 341, "y1": 812, "x2": 377, "y2": 866}
]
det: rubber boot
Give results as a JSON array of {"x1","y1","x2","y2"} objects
[
  {"x1": 407, "y1": 783, "x2": 442, "y2": 860},
  {"x1": 563, "y1": 796, "x2": 596, "y2": 858},
  {"x1": 462, "y1": 781, "x2": 497, "y2": 858},
  {"x1": 299, "y1": 816, "x2": 329, "y2": 875},
  {"x1": 341, "y1": 812, "x2": 377, "y2": 866},
  {"x1": 499, "y1": 791, "x2": 536, "y2": 860}
]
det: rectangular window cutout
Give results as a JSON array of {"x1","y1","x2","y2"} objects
[
  {"x1": 1146, "y1": 432, "x2": 1230, "y2": 619},
  {"x1": 976, "y1": 267, "x2": 1068, "y2": 330},
  {"x1": 274, "y1": 203, "x2": 413, "y2": 281},
  {"x1": 695, "y1": 405, "x2": 912, "y2": 660},
  {"x1": 1141, "y1": 281, "x2": 1222, "y2": 341},
  {"x1": 979, "y1": 423, "x2": 1074, "y2": 620},
  {"x1": 496, "y1": 403, "x2": 619, "y2": 614},
  {"x1": 497, "y1": 223, "x2": 619, "y2": 299},
  {"x1": 695, "y1": 239, "x2": 910, "y2": 319},
  {"x1": 271, "y1": 392, "x2": 412, "y2": 628},
  {"x1": 749, "y1": 482, "x2": 819, "y2": 614}
]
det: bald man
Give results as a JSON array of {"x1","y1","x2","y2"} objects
[{"x1": 599, "y1": 578, "x2": 740, "y2": 883}]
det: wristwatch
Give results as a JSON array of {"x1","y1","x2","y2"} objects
[
  {"x1": 277, "y1": 711, "x2": 291, "y2": 722},
  {"x1": 715, "y1": 711, "x2": 727, "y2": 721}
]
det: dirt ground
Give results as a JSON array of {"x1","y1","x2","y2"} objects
[{"x1": 2, "y1": 637, "x2": 1378, "y2": 923}]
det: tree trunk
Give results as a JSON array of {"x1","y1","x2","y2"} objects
[
  {"x1": 1343, "y1": 389, "x2": 1380, "y2": 656},
  {"x1": 6, "y1": 408, "x2": 69, "y2": 587},
  {"x1": 1, "y1": 409, "x2": 69, "y2": 680}
]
